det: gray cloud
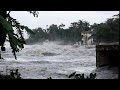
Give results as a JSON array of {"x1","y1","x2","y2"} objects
[{"x1": 10, "y1": 11, "x2": 119, "y2": 29}]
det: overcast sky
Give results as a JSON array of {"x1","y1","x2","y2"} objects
[{"x1": 10, "y1": 11, "x2": 119, "y2": 29}]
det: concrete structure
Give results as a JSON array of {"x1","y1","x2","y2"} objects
[
  {"x1": 96, "y1": 43, "x2": 119, "y2": 67},
  {"x1": 81, "y1": 30, "x2": 94, "y2": 45}
]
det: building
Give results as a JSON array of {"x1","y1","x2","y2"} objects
[
  {"x1": 81, "y1": 30, "x2": 95, "y2": 45},
  {"x1": 96, "y1": 43, "x2": 119, "y2": 67}
]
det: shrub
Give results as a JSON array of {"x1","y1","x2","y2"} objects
[
  {"x1": 68, "y1": 72, "x2": 96, "y2": 79},
  {"x1": 0, "y1": 69, "x2": 22, "y2": 79}
]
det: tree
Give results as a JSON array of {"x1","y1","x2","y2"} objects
[
  {"x1": 27, "y1": 20, "x2": 91, "y2": 44},
  {"x1": 91, "y1": 14, "x2": 119, "y2": 43},
  {"x1": 0, "y1": 11, "x2": 39, "y2": 59},
  {"x1": 47, "y1": 24, "x2": 59, "y2": 41},
  {"x1": 26, "y1": 27, "x2": 49, "y2": 43},
  {"x1": 68, "y1": 20, "x2": 90, "y2": 43}
]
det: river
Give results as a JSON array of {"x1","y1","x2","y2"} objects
[{"x1": 0, "y1": 41, "x2": 118, "y2": 79}]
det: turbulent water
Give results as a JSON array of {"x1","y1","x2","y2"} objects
[{"x1": 0, "y1": 41, "x2": 118, "y2": 79}]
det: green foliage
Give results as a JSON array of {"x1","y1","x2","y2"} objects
[
  {"x1": 27, "y1": 20, "x2": 91, "y2": 44},
  {"x1": 0, "y1": 69, "x2": 22, "y2": 79},
  {"x1": 26, "y1": 27, "x2": 48, "y2": 44},
  {"x1": 47, "y1": 72, "x2": 96, "y2": 79},
  {"x1": 27, "y1": 13, "x2": 118, "y2": 44},
  {"x1": 91, "y1": 14, "x2": 119, "y2": 43},
  {"x1": 68, "y1": 72, "x2": 96, "y2": 79},
  {"x1": 28, "y1": 11, "x2": 39, "y2": 17},
  {"x1": 0, "y1": 11, "x2": 38, "y2": 59},
  {"x1": 68, "y1": 72, "x2": 76, "y2": 78},
  {"x1": 47, "y1": 77, "x2": 52, "y2": 79}
]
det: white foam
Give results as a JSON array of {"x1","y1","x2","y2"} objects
[{"x1": 0, "y1": 41, "x2": 117, "y2": 79}]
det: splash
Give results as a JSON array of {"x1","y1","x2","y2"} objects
[{"x1": 0, "y1": 41, "x2": 117, "y2": 79}]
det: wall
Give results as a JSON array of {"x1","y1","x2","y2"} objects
[{"x1": 96, "y1": 45, "x2": 119, "y2": 67}]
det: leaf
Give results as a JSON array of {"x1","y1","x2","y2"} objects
[
  {"x1": 0, "y1": 15, "x2": 13, "y2": 33},
  {"x1": 0, "y1": 15, "x2": 22, "y2": 59},
  {"x1": 68, "y1": 72, "x2": 76, "y2": 78},
  {"x1": 0, "y1": 11, "x2": 39, "y2": 59}
]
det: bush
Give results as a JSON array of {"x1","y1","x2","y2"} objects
[
  {"x1": 68, "y1": 72, "x2": 96, "y2": 79},
  {"x1": 47, "y1": 77, "x2": 52, "y2": 79},
  {"x1": 0, "y1": 69, "x2": 22, "y2": 79},
  {"x1": 47, "y1": 72, "x2": 96, "y2": 79}
]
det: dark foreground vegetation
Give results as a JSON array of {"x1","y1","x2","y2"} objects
[
  {"x1": 0, "y1": 69, "x2": 96, "y2": 79},
  {"x1": 0, "y1": 69, "x2": 22, "y2": 79},
  {"x1": 47, "y1": 72, "x2": 96, "y2": 79}
]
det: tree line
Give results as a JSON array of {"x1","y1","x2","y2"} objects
[
  {"x1": 91, "y1": 14, "x2": 119, "y2": 43},
  {"x1": 26, "y1": 20, "x2": 91, "y2": 44},
  {"x1": 26, "y1": 14, "x2": 119, "y2": 44}
]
